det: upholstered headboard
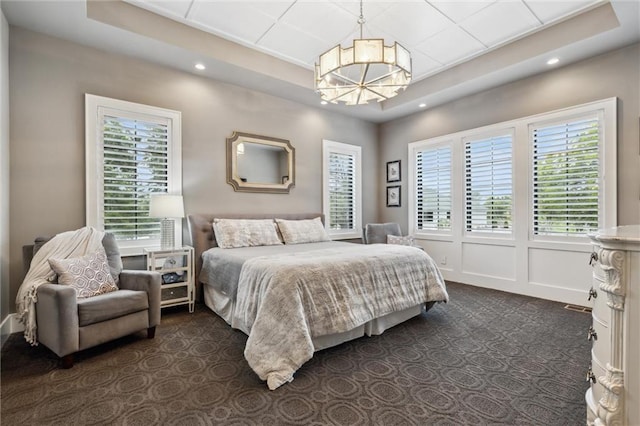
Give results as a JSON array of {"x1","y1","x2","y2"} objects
[{"x1": 187, "y1": 213, "x2": 324, "y2": 300}]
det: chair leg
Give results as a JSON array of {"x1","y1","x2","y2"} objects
[
  {"x1": 61, "y1": 354, "x2": 74, "y2": 369},
  {"x1": 147, "y1": 326, "x2": 156, "y2": 339}
]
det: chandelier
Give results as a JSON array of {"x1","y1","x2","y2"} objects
[{"x1": 314, "y1": 0, "x2": 412, "y2": 105}]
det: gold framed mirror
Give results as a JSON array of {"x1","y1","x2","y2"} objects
[{"x1": 226, "y1": 131, "x2": 295, "y2": 194}]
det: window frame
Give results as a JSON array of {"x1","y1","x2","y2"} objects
[
  {"x1": 528, "y1": 101, "x2": 616, "y2": 243},
  {"x1": 322, "y1": 139, "x2": 362, "y2": 240},
  {"x1": 85, "y1": 94, "x2": 182, "y2": 255},
  {"x1": 463, "y1": 128, "x2": 515, "y2": 238},
  {"x1": 408, "y1": 137, "x2": 456, "y2": 238},
  {"x1": 408, "y1": 98, "x2": 616, "y2": 245}
]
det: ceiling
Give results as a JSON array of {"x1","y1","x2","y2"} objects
[
  {"x1": 2, "y1": 0, "x2": 639, "y2": 123},
  {"x1": 125, "y1": 0, "x2": 599, "y2": 81}
]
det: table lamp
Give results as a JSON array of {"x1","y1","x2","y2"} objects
[{"x1": 149, "y1": 194, "x2": 185, "y2": 249}]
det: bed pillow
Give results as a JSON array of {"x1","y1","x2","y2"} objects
[
  {"x1": 387, "y1": 234, "x2": 415, "y2": 246},
  {"x1": 48, "y1": 249, "x2": 119, "y2": 299},
  {"x1": 213, "y1": 218, "x2": 283, "y2": 249},
  {"x1": 275, "y1": 217, "x2": 330, "y2": 244}
]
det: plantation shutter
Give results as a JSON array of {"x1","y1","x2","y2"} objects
[
  {"x1": 464, "y1": 133, "x2": 513, "y2": 233},
  {"x1": 532, "y1": 114, "x2": 600, "y2": 236},
  {"x1": 100, "y1": 112, "x2": 169, "y2": 241},
  {"x1": 328, "y1": 152, "x2": 355, "y2": 230},
  {"x1": 416, "y1": 146, "x2": 451, "y2": 231}
]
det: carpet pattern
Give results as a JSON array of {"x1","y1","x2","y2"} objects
[{"x1": 1, "y1": 282, "x2": 591, "y2": 425}]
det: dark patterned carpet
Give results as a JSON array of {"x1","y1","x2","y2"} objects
[{"x1": 1, "y1": 282, "x2": 591, "y2": 425}]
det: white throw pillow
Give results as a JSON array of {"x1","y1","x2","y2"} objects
[
  {"x1": 48, "y1": 249, "x2": 119, "y2": 299},
  {"x1": 387, "y1": 234, "x2": 415, "y2": 246},
  {"x1": 275, "y1": 217, "x2": 331, "y2": 244},
  {"x1": 213, "y1": 218, "x2": 283, "y2": 249}
]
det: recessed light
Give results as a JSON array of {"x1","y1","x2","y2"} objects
[
  {"x1": 419, "y1": 103, "x2": 426, "y2": 108},
  {"x1": 195, "y1": 63, "x2": 206, "y2": 70},
  {"x1": 321, "y1": 101, "x2": 328, "y2": 105},
  {"x1": 547, "y1": 57, "x2": 560, "y2": 66}
]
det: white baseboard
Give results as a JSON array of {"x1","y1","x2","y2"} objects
[{"x1": 1, "y1": 313, "x2": 24, "y2": 348}]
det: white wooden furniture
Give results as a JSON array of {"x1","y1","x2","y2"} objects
[
  {"x1": 586, "y1": 225, "x2": 639, "y2": 426},
  {"x1": 144, "y1": 246, "x2": 195, "y2": 313}
]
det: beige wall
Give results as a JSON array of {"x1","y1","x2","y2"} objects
[
  {"x1": 1, "y1": 9, "x2": 10, "y2": 330},
  {"x1": 7, "y1": 27, "x2": 378, "y2": 313},
  {"x1": 379, "y1": 43, "x2": 640, "y2": 229},
  {"x1": 6, "y1": 27, "x2": 640, "y2": 316}
]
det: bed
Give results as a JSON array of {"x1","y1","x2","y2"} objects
[{"x1": 188, "y1": 213, "x2": 449, "y2": 390}]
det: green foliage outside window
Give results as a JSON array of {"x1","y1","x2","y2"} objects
[
  {"x1": 103, "y1": 118, "x2": 168, "y2": 241},
  {"x1": 533, "y1": 123, "x2": 599, "y2": 236}
]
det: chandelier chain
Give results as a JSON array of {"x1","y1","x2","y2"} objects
[{"x1": 358, "y1": 0, "x2": 365, "y2": 39}]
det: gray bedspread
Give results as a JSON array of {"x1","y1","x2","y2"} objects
[
  {"x1": 228, "y1": 243, "x2": 448, "y2": 390},
  {"x1": 200, "y1": 241, "x2": 354, "y2": 297}
]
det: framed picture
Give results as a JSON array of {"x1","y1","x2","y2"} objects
[
  {"x1": 386, "y1": 185, "x2": 401, "y2": 207},
  {"x1": 386, "y1": 160, "x2": 401, "y2": 183}
]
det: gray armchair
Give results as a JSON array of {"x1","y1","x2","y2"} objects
[
  {"x1": 24, "y1": 233, "x2": 161, "y2": 368},
  {"x1": 362, "y1": 222, "x2": 402, "y2": 244}
]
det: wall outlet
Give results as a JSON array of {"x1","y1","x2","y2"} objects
[{"x1": 440, "y1": 256, "x2": 447, "y2": 265}]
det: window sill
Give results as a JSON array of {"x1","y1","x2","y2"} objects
[
  {"x1": 329, "y1": 233, "x2": 362, "y2": 241},
  {"x1": 119, "y1": 248, "x2": 146, "y2": 258}
]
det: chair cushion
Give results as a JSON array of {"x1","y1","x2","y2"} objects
[
  {"x1": 364, "y1": 223, "x2": 402, "y2": 244},
  {"x1": 77, "y1": 289, "x2": 149, "y2": 327}
]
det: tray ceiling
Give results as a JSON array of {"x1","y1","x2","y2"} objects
[{"x1": 2, "y1": 0, "x2": 639, "y2": 122}]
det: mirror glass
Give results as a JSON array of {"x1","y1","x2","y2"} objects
[{"x1": 226, "y1": 132, "x2": 295, "y2": 193}]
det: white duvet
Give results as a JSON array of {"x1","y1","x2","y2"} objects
[{"x1": 231, "y1": 243, "x2": 449, "y2": 390}]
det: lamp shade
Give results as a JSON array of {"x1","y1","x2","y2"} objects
[{"x1": 149, "y1": 194, "x2": 184, "y2": 218}]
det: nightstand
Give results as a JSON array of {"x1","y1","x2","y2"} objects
[{"x1": 144, "y1": 246, "x2": 195, "y2": 313}]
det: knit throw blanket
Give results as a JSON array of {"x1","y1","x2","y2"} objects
[{"x1": 16, "y1": 226, "x2": 105, "y2": 345}]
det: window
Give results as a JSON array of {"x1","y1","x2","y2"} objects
[
  {"x1": 531, "y1": 114, "x2": 600, "y2": 238},
  {"x1": 464, "y1": 132, "x2": 513, "y2": 234},
  {"x1": 414, "y1": 144, "x2": 452, "y2": 233},
  {"x1": 322, "y1": 140, "x2": 362, "y2": 239},
  {"x1": 86, "y1": 95, "x2": 182, "y2": 254},
  {"x1": 408, "y1": 98, "x2": 615, "y2": 243}
]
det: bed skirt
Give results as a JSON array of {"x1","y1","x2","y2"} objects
[{"x1": 203, "y1": 284, "x2": 423, "y2": 351}]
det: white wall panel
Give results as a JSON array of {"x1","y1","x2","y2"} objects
[
  {"x1": 528, "y1": 248, "x2": 592, "y2": 291},
  {"x1": 417, "y1": 239, "x2": 455, "y2": 273},
  {"x1": 417, "y1": 235, "x2": 594, "y2": 305},
  {"x1": 462, "y1": 243, "x2": 515, "y2": 280}
]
